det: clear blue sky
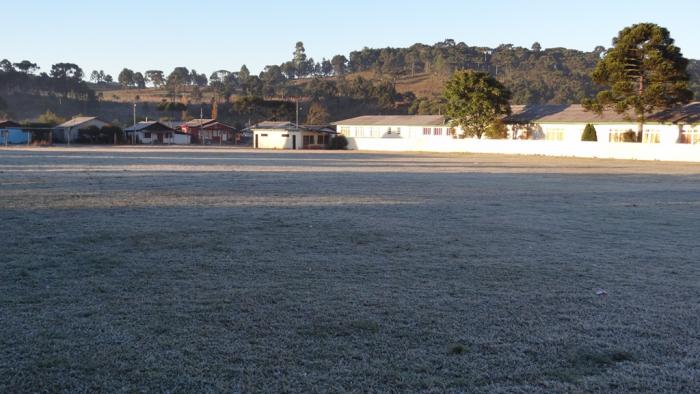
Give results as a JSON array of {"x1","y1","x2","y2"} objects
[{"x1": 3, "y1": 0, "x2": 699, "y2": 78}]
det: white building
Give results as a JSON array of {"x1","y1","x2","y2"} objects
[
  {"x1": 251, "y1": 121, "x2": 336, "y2": 150},
  {"x1": 334, "y1": 115, "x2": 451, "y2": 141},
  {"x1": 53, "y1": 116, "x2": 112, "y2": 144},
  {"x1": 507, "y1": 103, "x2": 700, "y2": 145},
  {"x1": 124, "y1": 121, "x2": 191, "y2": 145}
]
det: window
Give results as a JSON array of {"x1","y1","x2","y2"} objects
[
  {"x1": 433, "y1": 128, "x2": 443, "y2": 136},
  {"x1": 166, "y1": 133, "x2": 172, "y2": 138},
  {"x1": 303, "y1": 135, "x2": 315, "y2": 145},
  {"x1": 368, "y1": 127, "x2": 377, "y2": 137},
  {"x1": 281, "y1": 134, "x2": 290, "y2": 137},
  {"x1": 260, "y1": 134, "x2": 268, "y2": 137},
  {"x1": 144, "y1": 132, "x2": 151, "y2": 139},
  {"x1": 318, "y1": 135, "x2": 329, "y2": 145},
  {"x1": 340, "y1": 126, "x2": 350, "y2": 136},
  {"x1": 423, "y1": 127, "x2": 432, "y2": 136},
  {"x1": 354, "y1": 127, "x2": 365, "y2": 137},
  {"x1": 642, "y1": 129, "x2": 661, "y2": 144},
  {"x1": 545, "y1": 128, "x2": 564, "y2": 141},
  {"x1": 681, "y1": 129, "x2": 700, "y2": 144},
  {"x1": 609, "y1": 129, "x2": 636, "y2": 143}
]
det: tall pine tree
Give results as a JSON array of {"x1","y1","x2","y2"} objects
[{"x1": 584, "y1": 23, "x2": 693, "y2": 141}]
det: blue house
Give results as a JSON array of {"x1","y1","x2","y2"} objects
[{"x1": 0, "y1": 120, "x2": 29, "y2": 144}]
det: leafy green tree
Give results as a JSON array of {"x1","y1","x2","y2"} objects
[
  {"x1": 484, "y1": 119, "x2": 509, "y2": 139},
  {"x1": 321, "y1": 58, "x2": 333, "y2": 76},
  {"x1": 293, "y1": 41, "x2": 308, "y2": 77},
  {"x1": 0, "y1": 59, "x2": 15, "y2": 73},
  {"x1": 305, "y1": 101, "x2": 330, "y2": 124},
  {"x1": 280, "y1": 61, "x2": 297, "y2": 79},
  {"x1": 581, "y1": 124, "x2": 598, "y2": 141},
  {"x1": 90, "y1": 70, "x2": 101, "y2": 83},
  {"x1": 133, "y1": 72, "x2": 146, "y2": 89},
  {"x1": 50, "y1": 63, "x2": 83, "y2": 80},
  {"x1": 167, "y1": 67, "x2": 191, "y2": 87},
  {"x1": 239, "y1": 65, "x2": 250, "y2": 81},
  {"x1": 145, "y1": 70, "x2": 165, "y2": 88},
  {"x1": 584, "y1": 23, "x2": 693, "y2": 141},
  {"x1": 118, "y1": 68, "x2": 135, "y2": 88},
  {"x1": 89, "y1": 70, "x2": 108, "y2": 84},
  {"x1": 190, "y1": 69, "x2": 207, "y2": 86},
  {"x1": 531, "y1": 42, "x2": 542, "y2": 52},
  {"x1": 260, "y1": 65, "x2": 287, "y2": 96},
  {"x1": 13, "y1": 60, "x2": 39, "y2": 74},
  {"x1": 304, "y1": 78, "x2": 338, "y2": 100},
  {"x1": 209, "y1": 70, "x2": 230, "y2": 84},
  {"x1": 331, "y1": 55, "x2": 348, "y2": 76},
  {"x1": 444, "y1": 70, "x2": 512, "y2": 139}
]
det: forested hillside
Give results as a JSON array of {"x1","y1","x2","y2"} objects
[{"x1": 2, "y1": 40, "x2": 700, "y2": 126}]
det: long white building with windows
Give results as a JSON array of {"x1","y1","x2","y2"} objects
[
  {"x1": 333, "y1": 103, "x2": 700, "y2": 162},
  {"x1": 334, "y1": 115, "x2": 452, "y2": 139},
  {"x1": 506, "y1": 103, "x2": 700, "y2": 144}
]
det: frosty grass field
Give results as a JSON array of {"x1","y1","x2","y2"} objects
[{"x1": 1, "y1": 146, "x2": 699, "y2": 392}]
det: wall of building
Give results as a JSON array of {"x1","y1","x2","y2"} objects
[
  {"x1": 254, "y1": 129, "x2": 298, "y2": 149},
  {"x1": 54, "y1": 120, "x2": 111, "y2": 143},
  {"x1": 253, "y1": 129, "x2": 334, "y2": 150},
  {"x1": 129, "y1": 131, "x2": 191, "y2": 145},
  {"x1": 346, "y1": 137, "x2": 700, "y2": 162},
  {"x1": 512, "y1": 122, "x2": 685, "y2": 144},
  {"x1": 173, "y1": 133, "x2": 191, "y2": 145},
  {"x1": 2, "y1": 128, "x2": 29, "y2": 144},
  {"x1": 340, "y1": 125, "x2": 451, "y2": 139}
]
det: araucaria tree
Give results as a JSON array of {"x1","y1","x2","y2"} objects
[
  {"x1": 584, "y1": 23, "x2": 693, "y2": 141},
  {"x1": 444, "y1": 70, "x2": 512, "y2": 139},
  {"x1": 581, "y1": 124, "x2": 598, "y2": 141}
]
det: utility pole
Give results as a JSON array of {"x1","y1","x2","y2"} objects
[
  {"x1": 132, "y1": 102, "x2": 136, "y2": 145},
  {"x1": 295, "y1": 99, "x2": 300, "y2": 129},
  {"x1": 200, "y1": 106, "x2": 204, "y2": 145}
]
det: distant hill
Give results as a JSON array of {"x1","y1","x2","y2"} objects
[{"x1": 2, "y1": 40, "x2": 700, "y2": 126}]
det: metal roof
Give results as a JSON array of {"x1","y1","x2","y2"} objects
[
  {"x1": 55, "y1": 116, "x2": 108, "y2": 128},
  {"x1": 507, "y1": 102, "x2": 700, "y2": 124},
  {"x1": 332, "y1": 115, "x2": 447, "y2": 127},
  {"x1": 252, "y1": 122, "x2": 336, "y2": 134},
  {"x1": 184, "y1": 118, "x2": 215, "y2": 127},
  {"x1": 0, "y1": 120, "x2": 21, "y2": 128},
  {"x1": 124, "y1": 121, "x2": 174, "y2": 132},
  {"x1": 254, "y1": 121, "x2": 297, "y2": 129}
]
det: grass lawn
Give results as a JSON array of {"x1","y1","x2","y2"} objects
[{"x1": 1, "y1": 147, "x2": 699, "y2": 392}]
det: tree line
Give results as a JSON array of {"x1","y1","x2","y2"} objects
[
  {"x1": 444, "y1": 23, "x2": 694, "y2": 143},
  {"x1": 3, "y1": 28, "x2": 700, "y2": 127},
  {"x1": 0, "y1": 60, "x2": 94, "y2": 102}
]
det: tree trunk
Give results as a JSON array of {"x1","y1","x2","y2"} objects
[{"x1": 637, "y1": 75, "x2": 645, "y2": 142}]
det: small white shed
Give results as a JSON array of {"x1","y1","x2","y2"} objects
[{"x1": 252, "y1": 122, "x2": 335, "y2": 150}]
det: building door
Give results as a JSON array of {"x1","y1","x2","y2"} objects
[
  {"x1": 292, "y1": 135, "x2": 297, "y2": 150},
  {"x1": 255, "y1": 134, "x2": 259, "y2": 148},
  {"x1": 157, "y1": 133, "x2": 164, "y2": 143}
]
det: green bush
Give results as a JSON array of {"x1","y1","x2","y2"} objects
[
  {"x1": 329, "y1": 135, "x2": 348, "y2": 150},
  {"x1": 581, "y1": 124, "x2": 598, "y2": 141},
  {"x1": 78, "y1": 125, "x2": 123, "y2": 144},
  {"x1": 484, "y1": 119, "x2": 509, "y2": 139}
]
